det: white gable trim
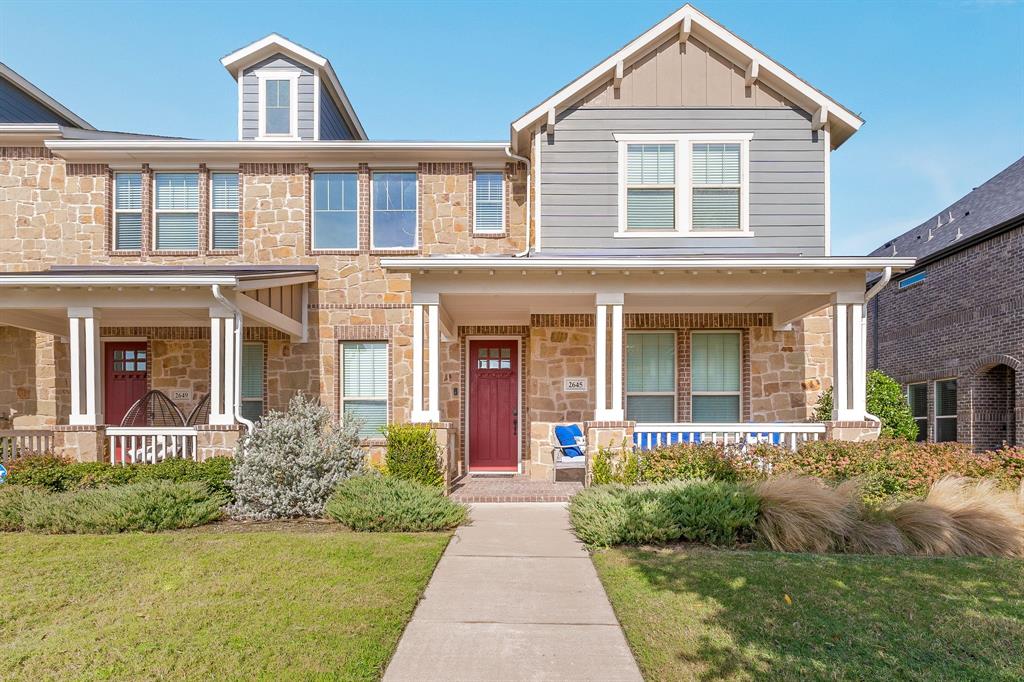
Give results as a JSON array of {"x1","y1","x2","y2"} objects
[{"x1": 510, "y1": 4, "x2": 861, "y2": 143}]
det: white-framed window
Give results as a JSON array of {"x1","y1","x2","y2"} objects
[
  {"x1": 691, "y1": 331, "x2": 742, "y2": 422},
  {"x1": 312, "y1": 171, "x2": 359, "y2": 249},
  {"x1": 240, "y1": 341, "x2": 265, "y2": 422},
  {"x1": 625, "y1": 331, "x2": 676, "y2": 423},
  {"x1": 614, "y1": 133, "x2": 751, "y2": 236},
  {"x1": 256, "y1": 70, "x2": 299, "y2": 139},
  {"x1": 907, "y1": 382, "x2": 928, "y2": 442},
  {"x1": 371, "y1": 171, "x2": 417, "y2": 249},
  {"x1": 153, "y1": 172, "x2": 199, "y2": 250},
  {"x1": 474, "y1": 170, "x2": 505, "y2": 233},
  {"x1": 341, "y1": 341, "x2": 388, "y2": 439},
  {"x1": 113, "y1": 171, "x2": 142, "y2": 250},
  {"x1": 935, "y1": 379, "x2": 957, "y2": 442},
  {"x1": 210, "y1": 172, "x2": 239, "y2": 250}
]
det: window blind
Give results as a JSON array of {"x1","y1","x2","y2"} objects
[
  {"x1": 474, "y1": 172, "x2": 504, "y2": 232},
  {"x1": 115, "y1": 214, "x2": 142, "y2": 251},
  {"x1": 114, "y1": 173, "x2": 142, "y2": 250},
  {"x1": 625, "y1": 144, "x2": 675, "y2": 231},
  {"x1": 692, "y1": 143, "x2": 740, "y2": 184},
  {"x1": 155, "y1": 214, "x2": 198, "y2": 250},
  {"x1": 626, "y1": 395, "x2": 675, "y2": 423},
  {"x1": 211, "y1": 173, "x2": 238, "y2": 210},
  {"x1": 115, "y1": 173, "x2": 142, "y2": 209},
  {"x1": 692, "y1": 395, "x2": 740, "y2": 422},
  {"x1": 691, "y1": 333, "x2": 740, "y2": 393},
  {"x1": 343, "y1": 342, "x2": 388, "y2": 438},
  {"x1": 240, "y1": 342, "x2": 264, "y2": 422},
  {"x1": 626, "y1": 333, "x2": 675, "y2": 393},
  {"x1": 154, "y1": 173, "x2": 199, "y2": 210},
  {"x1": 626, "y1": 189, "x2": 675, "y2": 230},
  {"x1": 211, "y1": 173, "x2": 239, "y2": 250},
  {"x1": 626, "y1": 144, "x2": 674, "y2": 184},
  {"x1": 692, "y1": 143, "x2": 741, "y2": 231}
]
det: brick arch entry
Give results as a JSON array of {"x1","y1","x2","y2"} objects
[{"x1": 969, "y1": 359, "x2": 1018, "y2": 450}]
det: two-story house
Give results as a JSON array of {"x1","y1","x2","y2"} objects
[{"x1": 0, "y1": 5, "x2": 913, "y2": 481}]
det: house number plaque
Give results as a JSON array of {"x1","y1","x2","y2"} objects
[{"x1": 563, "y1": 377, "x2": 588, "y2": 392}]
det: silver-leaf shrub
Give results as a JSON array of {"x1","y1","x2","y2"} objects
[{"x1": 230, "y1": 393, "x2": 364, "y2": 520}]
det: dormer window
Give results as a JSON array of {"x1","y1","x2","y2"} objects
[{"x1": 256, "y1": 70, "x2": 299, "y2": 139}]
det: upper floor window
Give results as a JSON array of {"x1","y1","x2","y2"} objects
[
  {"x1": 691, "y1": 331, "x2": 741, "y2": 422},
  {"x1": 371, "y1": 171, "x2": 417, "y2": 249},
  {"x1": 313, "y1": 172, "x2": 358, "y2": 249},
  {"x1": 113, "y1": 172, "x2": 142, "y2": 250},
  {"x1": 210, "y1": 172, "x2": 239, "y2": 250},
  {"x1": 153, "y1": 172, "x2": 199, "y2": 251},
  {"x1": 615, "y1": 133, "x2": 751, "y2": 236},
  {"x1": 258, "y1": 72, "x2": 298, "y2": 139},
  {"x1": 474, "y1": 171, "x2": 505, "y2": 233}
]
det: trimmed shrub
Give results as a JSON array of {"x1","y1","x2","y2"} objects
[
  {"x1": 325, "y1": 475, "x2": 467, "y2": 532},
  {"x1": 12, "y1": 480, "x2": 226, "y2": 534},
  {"x1": 592, "y1": 447, "x2": 641, "y2": 485},
  {"x1": 230, "y1": 393, "x2": 364, "y2": 520},
  {"x1": 382, "y1": 424, "x2": 444, "y2": 487},
  {"x1": 592, "y1": 442, "x2": 763, "y2": 486},
  {"x1": 569, "y1": 480, "x2": 760, "y2": 547},
  {"x1": 814, "y1": 370, "x2": 918, "y2": 440},
  {"x1": 0, "y1": 485, "x2": 46, "y2": 531}
]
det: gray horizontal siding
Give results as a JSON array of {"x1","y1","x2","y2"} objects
[
  {"x1": 318, "y1": 82, "x2": 353, "y2": 140},
  {"x1": 0, "y1": 76, "x2": 72, "y2": 126},
  {"x1": 539, "y1": 107, "x2": 826, "y2": 255},
  {"x1": 240, "y1": 55, "x2": 315, "y2": 141}
]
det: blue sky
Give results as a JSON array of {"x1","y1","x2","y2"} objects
[{"x1": 1, "y1": 0, "x2": 1021, "y2": 255}]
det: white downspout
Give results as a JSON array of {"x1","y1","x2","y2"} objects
[
  {"x1": 861, "y1": 266, "x2": 893, "y2": 423},
  {"x1": 212, "y1": 285, "x2": 255, "y2": 432},
  {"x1": 505, "y1": 145, "x2": 532, "y2": 258}
]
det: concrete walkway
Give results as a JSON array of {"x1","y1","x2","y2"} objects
[{"x1": 384, "y1": 503, "x2": 642, "y2": 682}]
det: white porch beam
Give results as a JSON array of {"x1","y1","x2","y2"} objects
[
  {"x1": 595, "y1": 293, "x2": 624, "y2": 421},
  {"x1": 0, "y1": 310, "x2": 68, "y2": 336},
  {"x1": 234, "y1": 291, "x2": 304, "y2": 340},
  {"x1": 210, "y1": 316, "x2": 224, "y2": 424},
  {"x1": 595, "y1": 304, "x2": 607, "y2": 418},
  {"x1": 831, "y1": 302, "x2": 856, "y2": 421},
  {"x1": 610, "y1": 302, "x2": 624, "y2": 419},
  {"x1": 234, "y1": 274, "x2": 316, "y2": 291}
]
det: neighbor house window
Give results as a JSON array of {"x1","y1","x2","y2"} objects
[
  {"x1": 474, "y1": 171, "x2": 505, "y2": 233},
  {"x1": 691, "y1": 143, "x2": 742, "y2": 231},
  {"x1": 240, "y1": 342, "x2": 265, "y2": 422},
  {"x1": 371, "y1": 172, "x2": 417, "y2": 249},
  {"x1": 313, "y1": 172, "x2": 358, "y2": 249},
  {"x1": 625, "y1": 143, "x2": 676, "y2": 231},
  {"x1": 113, "y1": 172, "x2": 142, "y2": 250},
  {"x1": 210, "y1": 172, "x2": 239, "y2": 250},
  {"x1": 898, "y1": 271, "x2": 927, "y2": 289},
  {"x1": 935, "y1": 379, "x2": 957, "y2": 442},
  {"x1": 153, "y1": 172, "x2": 199, "y2": 250},
  {"x1": 625, "y1": 332, "x2": 676, "y2": 422},
  {"x1": 341, "y1": 341, "x2": 388, "y2": 438},
  {"x1": 907, "y1": 382, "x2": 928, "y2": 442},
  {"x1": 264, "y1": 78, "x2": 292, "y2": 135},
  {"x1": 691, "y1": 332, "x2": 741, "y2": 422}
]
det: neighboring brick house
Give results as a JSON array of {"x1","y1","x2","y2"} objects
[
  {"x1": 0, "y1": 5, "x2": 913, "y2": 480},
  {"x1": 867, "y1": 157, "x2": 1024, "y2": 450}
]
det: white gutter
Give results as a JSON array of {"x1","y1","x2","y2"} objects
[
  {"x1": 861, "y1": 266, "x2": 893, "y2": 424},
  {"x1": 45, "y1": 140, "x2": 509, "y2": 151},
  {"x1": 0, "y1": 275, "x2": 238, "y2": 287},
  {"x1": 380, "y1": 256, "x2": 917, "y2": 272},
  {"x1": 211, "y1": 285, "x2": 255, "y2": 433},
  {"x1": 505, "y1": 146, "x2": 532, "y2": 257}
]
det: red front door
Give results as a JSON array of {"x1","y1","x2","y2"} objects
[
  {"x1": 468, "y1": 340, "x2": 519, "y2": 471},
  {"x1": 104, "y1": 342, "x2": 148, "y2": 426}
]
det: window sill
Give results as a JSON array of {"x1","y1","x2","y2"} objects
[
  {"x1": 472, "y1": 231, "x2": 508, "y2": 239},
  {"x1": 369, "y1": 248, "x2": 419, "y2": 256},
  {"x1": 149, "y1": 250, "x2": 201, "y2": 256},
  {"x1": 310, "y1": 248, "x2": 361, "y2": 256},
  {"x1": 253, "y1": 135, "x2": 301, "y2": 142},
  {"x1": 207, "y1": 249, "x2": 241, "y2": 256},
  {"x1": 109, "y1": 250, "x2": 143, "y2": 257},
  {"x1": 613, "y1": 230, "x2": 752, "y2": 238}
]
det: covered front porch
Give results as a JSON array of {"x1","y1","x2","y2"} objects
[
  {"x1": 0, "y1": 266, "x2": 316, "y2": 464},
  {"x1": 387, "y1": 255, "x2": 913, "y2": 482}
]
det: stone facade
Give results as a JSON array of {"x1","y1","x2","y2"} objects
[
  {"x1": 868, "y1": 223, "x2": 1024, "y2": 448},
  {"x1": 0, "y1": 326, "x2": 65, "y2": 428}
]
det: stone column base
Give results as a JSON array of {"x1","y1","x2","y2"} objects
[
  {"x1": 583, "y1": 421, "x2": 636, "y2": 486},
  {"x1": 425, "y1": 422, "x2": 456, "y2": 493},
  {"x1": 528, "y1": 422, "x2": 557, "y2": 481},
  {"x1": 824, "y1": 420, "x2": 881, "y2": 443},
  {"x1": 195, "y1": 425, "x2": 244, "y2": 461},
  {"x1": 53, "y1": 425, "x2": 107, "y2": 463}
]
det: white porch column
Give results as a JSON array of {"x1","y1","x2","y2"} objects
[
  {"x1": 209, "y1": 312, "x2": 235, "y2": 425},
  {"x1": 427, "y1": 303, "x2": 440, "y2": 420},
  {"x1": 832, "y1": 296, "x2": 865, "y2": 421},
  {"x1": 68, "y1": 307, "x2": 102, "y2": 425},
  {"x1": 411, "y1": 294, "x2": 440, "y2": 423},
  {"x1": 412, "y1": 303, "x2": 424, "y2": 419},
  {"x1": 596, "y1": 293, "x2": 625, "y2": 421},
  {"x1": 849, "y1": 303, "x2": 866, "y2": 417}
]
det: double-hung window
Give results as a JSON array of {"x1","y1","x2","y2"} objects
[
  {"x1": 313, "y1": 172, "x2": 358, "y2": 249},
  {"x1": 341, "y1": 341, "x2": 388, "y2": 438},
  {"x1": 154, "y1": 172, "x2": 199, "y2": 250},
  {"x1": 625, "y1": 332, "x2": 676, "y2": 422},
  {"x1": 210, "y1": 172, "x2": 239, "y2": 250},
  {"x1": 371, "y1": 172, "x2": 417, "y2": 249},
  {"x1": 935, "y1": 379, "x2": 957, "y2": 442},
  {"x1": 263, "y1": 78, "x2": 292, "y2": 136},
  {"x1": 240, "y1": 342, "x2": 265, "y2": 422},
  {"x1": 474, "y1": 171, "x2": 505, "y2": 233},
  {"x1": 907, "y1": 383, "x2": 928, "y2": 442},
  {"x1": 691, "y1": 332, "x2": 741, "y2": 422},
  {"x1": 691, "y1": 143, "x2": 742, "y2": 231},
  {"x1": 624, "y1": 143, "x2": 676, "y2": 231},
  {"x1": 113, "y1": 172, "x2": 142, "y2": 250}
]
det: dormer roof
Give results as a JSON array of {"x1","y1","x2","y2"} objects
[
  {"x1": 220, "y1": 33, "x2": 367, "y2": 140},
  {"x1": 510, "y1": 4, "x2": 862, "y2": 151}
]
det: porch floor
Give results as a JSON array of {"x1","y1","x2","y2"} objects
[{"x1": 449, "y1": 475, "x2": 583, "y2": 503}]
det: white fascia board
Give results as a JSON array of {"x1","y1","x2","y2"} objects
[
  {"x1": 0, "y1": 63, "x2": 95, "y2": 130},
  {"x1": 0, "y1": 275, "x2": 239, "y2": 287},
  {"x1": 509, "y1": 4, "x2": 862, "y2": 138},
  {"x1": 380, "y1": 257, "x2": 917, "y2": 272}
]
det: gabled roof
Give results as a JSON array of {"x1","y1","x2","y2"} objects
[
  {"x1": 0, "y1": 62, "x2": 94, "y2": 130},
  {"x1": 869, "y1": 156, "x2": 1024, "y2": 262},
  {"x1": 510, "y1": 4, "x2": 863, "y2": 150},
  {"x1": 220, "y1": 33, "x2": 367, "y2": 140}
]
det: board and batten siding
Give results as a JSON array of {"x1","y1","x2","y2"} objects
[
  {"x1": 240, "y1": 55, "x2": 315, "y2": 140},
  {"x1": 318, "y1": 82, "x2": 353, "y2": 140},
  {"x1": 539, "y1": 107, "x2": 826, "y2": 255}
]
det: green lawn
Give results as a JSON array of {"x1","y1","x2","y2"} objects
[
  {"x1": 0, "y1": 525, "x2": 450, "y2": 681},
  {"x1": 593, "y1": 546, "x2": 1024, "y2": 682}
]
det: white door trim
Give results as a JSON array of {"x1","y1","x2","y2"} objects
[{"x1": 464, "y1": 335, "x2": 523, "y2": 475}]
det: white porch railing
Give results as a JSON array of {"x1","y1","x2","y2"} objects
[
  {"x1": 0, "y1": 429, "x2": 54, "y2": 462},
  {"x1": 106, "y1": 427, "x2": 199, "y2": 464},
  {"x1": 633, "y1": 422, "x2": 826, "y2": 452}
]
